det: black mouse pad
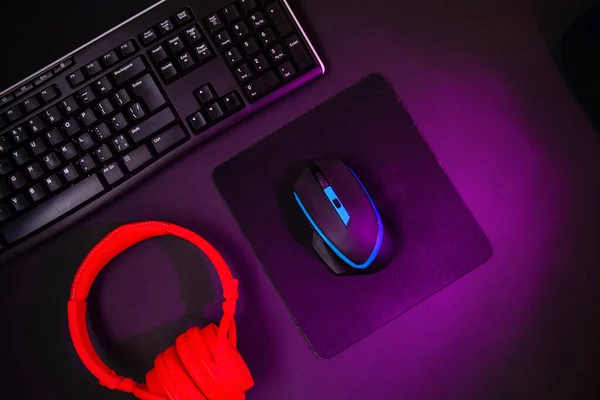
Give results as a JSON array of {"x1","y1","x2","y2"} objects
[{"x1": 213, "y1": 74, "x2": 492, "y2": 358}]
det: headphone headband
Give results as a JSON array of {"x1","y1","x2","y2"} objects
[{"x1": 68, "y1": 221, "x2": 239, "y2": 399}]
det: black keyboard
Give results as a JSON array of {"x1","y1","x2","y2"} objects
[{"x1": 0, "y1": 0, "x2": 324, "y2": 263}]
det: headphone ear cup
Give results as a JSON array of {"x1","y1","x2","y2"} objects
[
  {"x1": 177, "y1": 327, "x2": 222, "y2": 399},
  {"x1": 149, "y1": 344, "x2": 206, "y2": 400},
  {"x1": 196, "y1": 324, "x2": 254, "y2": 399}
]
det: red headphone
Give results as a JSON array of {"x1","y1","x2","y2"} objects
[{"x1": 67, "y1": 221, "x2": 254, "y2": 400}]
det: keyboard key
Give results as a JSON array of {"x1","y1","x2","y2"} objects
[
  {"x1": 79, "y1": 109, "x2": 97, "y2": 127},
  {"x1": 269, "y1": 44, "x2": 287, "y2": 64},
  {"x1": 26, "y1": 116, "x2": 46, "y2": 134},
  {"x1": 11, "y1": 126, "x2": 27, "y2": 144},
  {"x1": 0, "y1": 182, "x2": 9, "y2": 200},
  {"x1": 43, "y1": 152, "x2": 61, "y2": 170},
  {"x1": 39, "y1": 86, "x2": 59, "y2": 103},
  {"x1": 77, "y1": 154, "x2": 96, "y2": 173},
  {"x1": 205, "y1": 14, "x2": 223, "y2": 32},
  {"x1": 26, "y1": 163, "x2": 44, "y2": 180},
  {"x1": 61, "y1": 164, "x2": 80, "y2": 183},
  {"x1": 101, "y1": 162, "x2": 125, "y2": 186},
  {"x1": 10, "y1": 194, "x2": 29, "y2": 212},
  {"x1": 93, "y1": 123, "x2": 112, "y2": 141},
  {"x1": 8, "y1": 172, "x2": 27, "y2": 190},
  {"x1": 258, "y1": 28, "x2": 277, "y2": 47},
  {"x1": 285, "y1": 35, "x2": 314, "y2": 71},
  {"x1": 12, "y1": 148, "x2": 29, "y2": 166},
  {"x1": 130, "y1": 74, "x2": 165, "y2": 112},
  {"x1": 177, "y1": 52, "x2": 196, "y2": 71},
  {"x1": 1, "y1": 93, "x2": 14, "y2": 106},
  {"x1": 128, "y1": 102, "x2": 145, "y2": 121},
  {"x1": 62, "y1": 118, "x2": 80, "y2": 136},
  {"x1": 95, "y1": 77, "x2": 113, "y2": 95},
  {"x1": 252, "y1": 54, "x2": 270, "y2": 73},
  {"x1": 223, "y1": 3, "x2": 241, "y2": 22},
  {"x1": 44, "y1": 174, "x2": 62, "y2": 192},
  {"x1": 215, "y1": 30, "x2": 234, "y2": 49},
  {"x1": 206, "y1": 102, "x2": 224, "y2": 121},
  {"x1": 112, "y1": 134, "x2": 130, "y2": 153},
  {"x1": 242, "y1": 38, "x2": 260, "y2": 57},
  {"x1": 175, "y1": 9, "x2": 193, "y2": 25},
  {"x1": 151, "y1": 125, "x2": 187, "y2": 154},
  {"x1": 243, "y1": 70, "x2": 280, "y2": 102},
  {"x1": 96, "y1": 99, "x2": 114, "y2": 117},
  {"x1": 110, "y1": 113, "x2": 128, "y2": 131},
  {"x1": 195, "y1": 84, "x2": 216, "y2": 105},
  {"x1": 113, "y1": 89, "x2": 131, "y2": 107},
  {"x1": 27, "y1": 184, "x2": 46, "y2": 203},
  {"x1": 141, "y1": 29, "x2": 158, "y2": 45},
  {"x1": 167, "y1": 35, "x2": 185, "y2": 53},
  {"x1": 0, "y1": 158, "x2": 12, "y2": 175},
  {"x1": 234, "y1": 63, "x2": 253, "y2": 82},
  {"x1": 118, "y1": 41, "x2": 137, "y2": 57},
  {"x1": 187, "y1": 111, "x2": 208, "y2": 133},
  {"x1": 33, "y1": 71, "x2": 54, "y2": 86},
  {"x1": 85, "y1": 61, "x2": 102, "y2": 76},
  {"x1": 28, "y1": 138, "x2": 46, "y2": 156},
  {"x1": 5, "y1": 106, "x2": 23, "y2": 123},
  {"x1": 94, "y1": 144, "x2": 113, "y2": 163},
  {"x1": 239, "y1": 0, "x2": 257, "y2": 13},
  {"x1": 51, "y1": 57, "x2": 74, "y2": 74},
  {"x1": 225, "y1": 47, "x2": 243, "y2": 66},
  {"x1": 76, "y1": 133, "x2": 95, "y2": 151},
  {"x1": 158, "y1": 19, "x2": 175, "y2": 35},
  {"x1": 60, "y1": 97, "x2": 79, "y2": 115},
  {"x1": 1, "y1": 174, "x2": 105, "y2": 244},
  {"x1": 45, "y1": 129, "x2": 64, "y2": 146},
  {"x1": 194, "y1": 43, "x2": 214, "y2": 64},
  {"x1": 59, "y1": 142, "x2": 78, "y2": 161},
  {"x1": 278, "y1": 61, "x2": 297, "y2": 81},
  {"x1": 129, "y1": 108, "x2": 175, "y2": 143},
  {"x1": 222, "y1": 91, "x2": 244, "y2": 113},
  {"x1": 77, "y1": 87, "x2": 96, "y2": 105},
  {"x1": 250, "y1": 12, "x2": 268, "y2": 30},
  {"x1": 112, "y1": 57, "x2": 147, "y2": 85},
  {"x1": 150, "y1": 45, "x2": 168, "y2": 64},
  {"x1": 68, "y1": 70, "x2": 86, "y2": 87},
  {"x1": 23, "y1": 97, "x2": 40, "y2": 113},
  {"x1": 14, "y1": 83, "x2": 34, "y2": 98},
  {"x1": 184, "y1": 25, "x2": 202, "y2": 44},
  {"x1": 122, "y1": 145, "x2": 152, "y2": 173},
  {"x1": 0, "y1": 136, "x2": 9, "y2": 153},
  {"x1": 0, "y1": 204, "x2": 12, "y2": 222},
  {"x1": 44, "y1": 106, "x2": 62, "y2": 124},
  {"x1": 102, "y1": 50, "x2": 119, "y2": 67},
  {"x1": 266, "y1": 1, "x2": 294, "y2": 37},
  {"x1": 0, "y1": 118, "x2": 4, "y2": 131},
  {"x1": 232, "y1": 21, "x2": 251, "y2": 39},
  {"x1": 159, "y1": 62, "x2": 178, "y2": 82}
]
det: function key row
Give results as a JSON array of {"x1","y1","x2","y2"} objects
[
  {"x1": 0, "y1": 58, "x2": 73, "y2": 110},
  {"x1": 0, "y1": 86, "x2": 61, "y2": 130},
  {"x1": 67, "y1": 40, "x2": 138, "y2": 88},
  {"x1": 147, "y1": 23, "x2": 216, "y2": 84},
  {"x1": 139, "y1": 8, "x2": 194, "y2": 46},
  {"x1": 186, "y1": 83, "x2": 245, "y2": 133}
]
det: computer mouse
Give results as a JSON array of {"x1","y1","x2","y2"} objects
[{"x1": 292, "y1": 159, "x2": 396, "y2": 275}]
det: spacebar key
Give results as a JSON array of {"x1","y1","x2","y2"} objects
[{"x1": 1, "y1": 175, "x2": 105, "y2": 244}]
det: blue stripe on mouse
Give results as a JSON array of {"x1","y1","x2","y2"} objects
[{"x1": 293, "y1": 159, "x2": 396, "y2": 275}]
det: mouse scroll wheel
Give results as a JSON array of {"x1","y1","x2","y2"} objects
[{"x1": 314, "y1": 172, "x2": 329, "y2": 189}]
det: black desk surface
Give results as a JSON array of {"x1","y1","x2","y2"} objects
[{"x1": 2, "y1": 0, "x2": 600, "y2": 399}]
